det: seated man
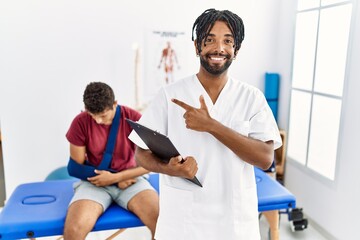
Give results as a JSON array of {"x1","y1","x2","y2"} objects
[{"x1": 64, "y1": 82, "x2": 159, "y2": 240}]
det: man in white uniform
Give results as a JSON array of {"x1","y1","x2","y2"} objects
[{"x1": 129, "y1": 8, "x2": 282, "y2": 239}]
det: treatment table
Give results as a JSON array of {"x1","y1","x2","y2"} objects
[{"x1": 0, "y1": 168, "x2": 295, "y2": 239}]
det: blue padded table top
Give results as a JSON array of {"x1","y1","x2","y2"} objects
[
  {"x1": 0, "y1": 174, "x2": 159, "y2": 240},
  {"x1": 0, "y1": 170, "x2": 295, "y2": 239},
  {"x1": 255, "y1": 167, "x2": 296, "y2": 212}
]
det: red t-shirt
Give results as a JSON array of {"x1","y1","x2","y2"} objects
[{"x1": 66, "y1": 105, "x2": 141, "y2": 172}]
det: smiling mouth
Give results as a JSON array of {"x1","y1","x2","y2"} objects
[
  {"x1": 207, "y1": 53, "x2": 230, "y2": 62},
  {"x1": 210, "y1": 56, "x2": 226, "y2": 61},
  {"x1": 207, "y1": 55, "x2": 229, "y2": 65}
]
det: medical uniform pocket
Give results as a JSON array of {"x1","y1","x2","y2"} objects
[
  {"x1": 231, "y1": 120, "x2": 250, "y2": 137},
  {"x1": 163, "y1": 174, "x2": 197, "y2": 191}
]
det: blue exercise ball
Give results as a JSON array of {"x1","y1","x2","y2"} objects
[{"x1": 45, "y1": 166, "x2": 76, "y2": 181}]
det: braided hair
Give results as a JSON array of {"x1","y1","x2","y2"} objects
[{"x1": 192, "y1": 8, "x2": 245, "y2": 54}]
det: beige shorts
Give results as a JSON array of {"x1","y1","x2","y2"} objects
[{"x1": 69, "y1": 175, "x2": 155, "y2": 211}]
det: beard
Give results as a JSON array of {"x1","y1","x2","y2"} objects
[{"x1": 200, "y1": 53, "x2": 233, "y2": 75}]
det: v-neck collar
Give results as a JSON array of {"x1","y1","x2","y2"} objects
[{"x1": 192, "y1": 74, "x2": 231, "y2": 114}]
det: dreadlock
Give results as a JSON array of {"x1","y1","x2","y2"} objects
[{"x1": 192, "y1": 8, "x2": 245, "y2": 54}]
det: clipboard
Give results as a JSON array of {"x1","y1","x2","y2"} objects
[{"x1": 126, "y1": 119, "x2": 202, "y2": 187}]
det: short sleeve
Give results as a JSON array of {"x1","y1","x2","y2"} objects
[
  {"x1": 66, "y1": 113, "x2": 87, "y2": 147},
  {"x1": 249, "y1": 91, "x2": 282, "y2": 150}
]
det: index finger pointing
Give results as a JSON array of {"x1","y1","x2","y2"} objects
[{"x1": 171, "y1": 98, "x2": 194, "y2": 111}]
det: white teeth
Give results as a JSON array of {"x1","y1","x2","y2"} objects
[{"x1": 210, "y1": 57, "x2": 224, "y2": 61}]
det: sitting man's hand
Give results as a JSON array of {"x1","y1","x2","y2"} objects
[
  {"x1": 87, "y1": 169, "x2": 117, "y2": 187},
  {"x1": 117, "y1": 178, "x2": 137, "y2": 190}
]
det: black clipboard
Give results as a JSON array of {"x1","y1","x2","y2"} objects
[{"x1": 126, "y1": 118, "x2": 202, "y2": 187}]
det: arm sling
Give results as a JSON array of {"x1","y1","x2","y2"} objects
[{"x1": 67, "y1": 105, "x2": 121, "y2": 180}]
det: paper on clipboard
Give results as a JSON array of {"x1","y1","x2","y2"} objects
[{"x1": 126, "y1": 118, "x2": 202, "y2": 187}]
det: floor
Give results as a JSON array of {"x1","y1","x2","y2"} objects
[
  {"x1": 258, "y1": 213, "x2": 328, "y2": 240},
  {"x1": 24, "y1": 211, "x2": 328, "y2": 240}
]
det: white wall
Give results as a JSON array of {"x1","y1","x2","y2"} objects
[{"x1": 0, "y1": 0, "x2": 282, "y2": 198}]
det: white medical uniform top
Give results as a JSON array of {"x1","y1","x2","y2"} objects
[{"x1": 129, "y1": 75, "x2": 282, "y2": 240}]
